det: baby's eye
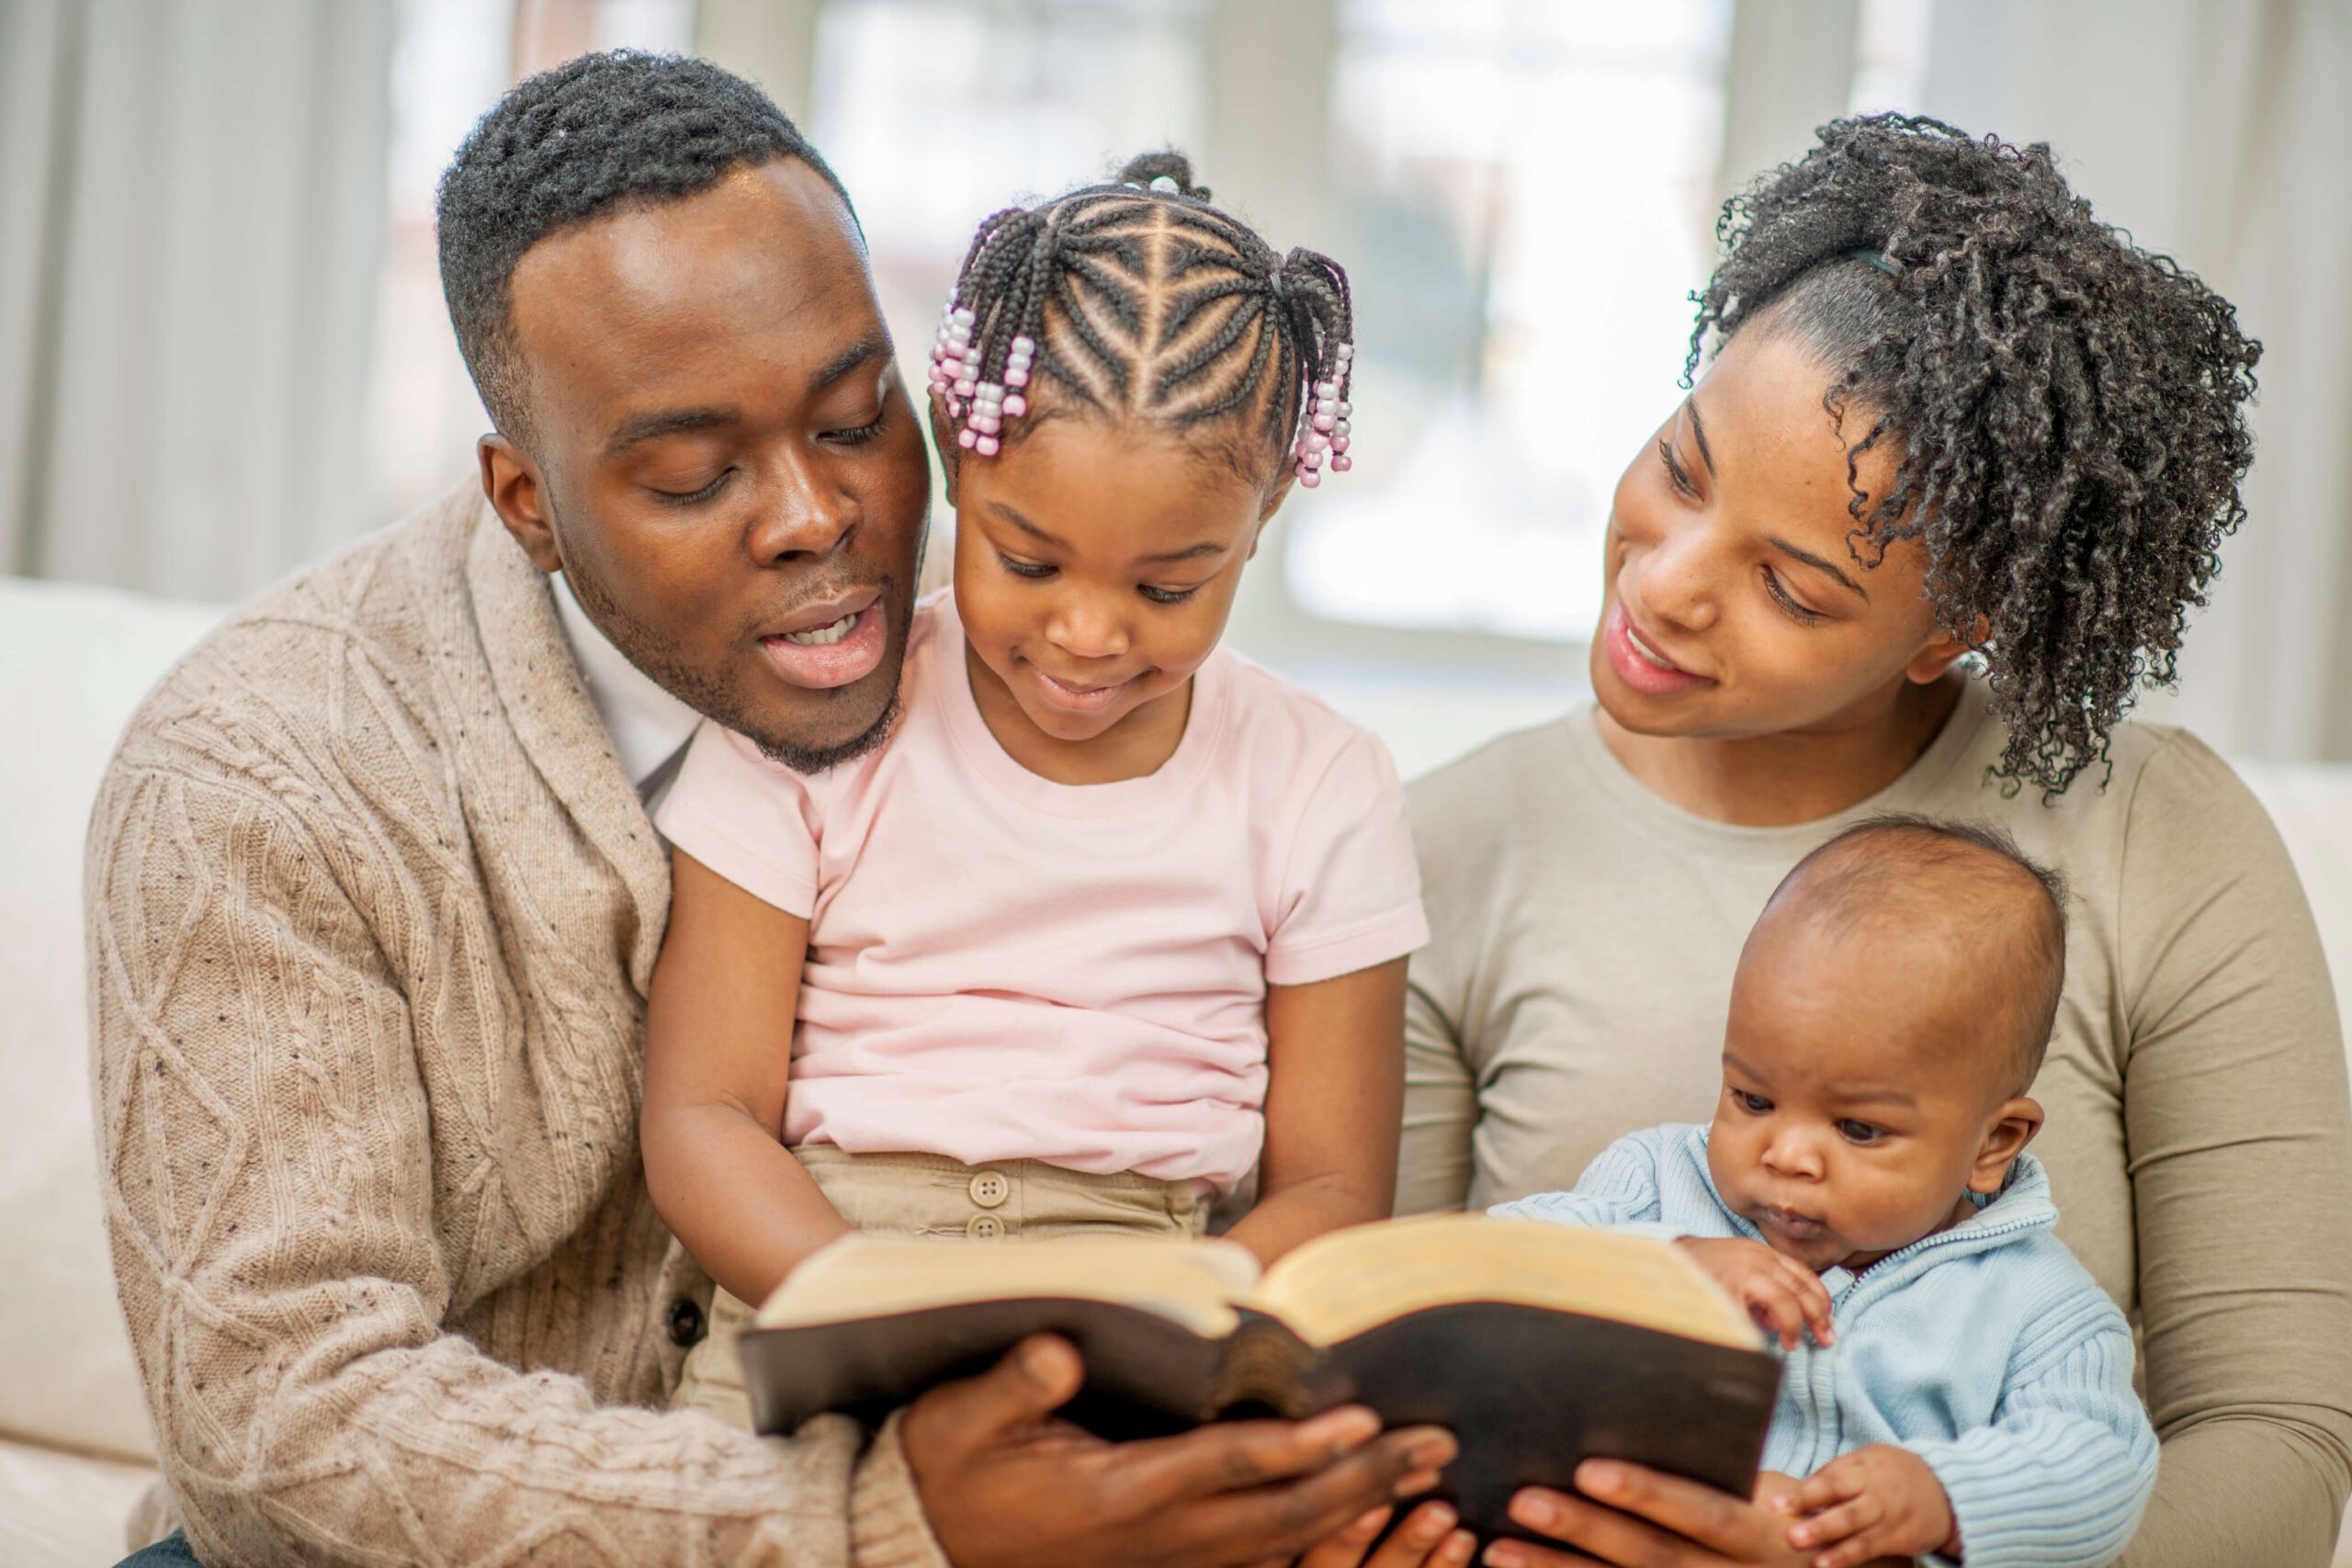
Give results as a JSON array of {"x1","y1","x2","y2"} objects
[
  {"x1": 1730, "y1": 1089, "x2": 1771, "y2": 1114},
  {"x1": 1837, "y1": 1120, "x2": 1883, "y2": 1145}
]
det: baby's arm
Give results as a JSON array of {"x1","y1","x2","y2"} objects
[
  {"x1": 640, "y1": 846, "x2": 853, "y2": 1306},
  {"x1": 1224, "y1": 958, "x2": 1408, "y2": 1266},
  {"x1": 1790, "y1": 1303, "x2": 2157, "y2": 1568}
]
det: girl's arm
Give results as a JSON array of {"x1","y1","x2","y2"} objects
[
  {"x1": 641, "y1": 846, "x2": 852, "y2": 1307},
  {"x1": 1225, "y1": 958, "x2": 1408, "y2": 1267}
]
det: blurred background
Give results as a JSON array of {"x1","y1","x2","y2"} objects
[{"x1": 4, "y1": 0, "x2": 2350, "y2": 773}]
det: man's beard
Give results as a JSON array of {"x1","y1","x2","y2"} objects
[{"x1": 563, "y1": 554, "x2": 904, "y2": 776}]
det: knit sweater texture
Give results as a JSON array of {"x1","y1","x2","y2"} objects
[
  {"x1": 84, "y1": 486, "x2": 950, "y2": 1567},
  {"x1": 1498, "y1": 1126, "x2": 2157, "y2": 1568}
]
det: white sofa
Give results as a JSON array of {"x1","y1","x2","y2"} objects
[{"x1": 5, "y1": 571, "x2": 2350, "y2": 1566}]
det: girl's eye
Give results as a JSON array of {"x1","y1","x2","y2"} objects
[
  {"x1": 651, "y1": 469, "x2": 731, "y2": 506},
  {"x1": 1657, "y1": 438, "x2": 1698, "y2": 498},
  {"x1": 1838, "y1": 1120, "x2": 1883, "y2": 1145},
  {"x1": 997, "y1": 553, "x2": 1054, "y2": 581},
  {"x1": 1762, "y1": 568, "x2": 1826, "y2": 625},
  {"x1": 1732, "y1": 1089, "x2": 1771, "y2": 1114},
  {"x1": 1139, "y1": 584, "x2": 1201, "y2": 605}
]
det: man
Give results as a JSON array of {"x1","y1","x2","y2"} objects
[{"x1": 89, "y1": 51, "x2": 1449, "y2": 1568}]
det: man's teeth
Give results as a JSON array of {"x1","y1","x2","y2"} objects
[{"x1": 781, "y1": 612, "x2": 857, "y2": 647}]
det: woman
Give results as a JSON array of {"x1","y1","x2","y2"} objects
[{"x1": 1360, "y1": 116, "x2": 2351, "y2": 1568}]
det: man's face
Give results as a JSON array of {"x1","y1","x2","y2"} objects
[{"x1": 482, "y1": 158, "x2": 930, "y2": 770}]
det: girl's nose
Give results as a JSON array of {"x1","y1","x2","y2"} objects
[{"x1": 1046, "y1": 593, "x2": 1129, "y2": 661}]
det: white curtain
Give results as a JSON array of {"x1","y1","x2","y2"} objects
[
  {"x1": 0, "y1": 0, "x2": 393, "y2": 601},
  {"x1": 1917, "y1": 0, "x2": 2352, "y2": 762}
]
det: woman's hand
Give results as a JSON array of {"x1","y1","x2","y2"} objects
[
  {"x1": 1476, "y1": 1461, "x2": 1905, "y2": 1568},
  {"x1": 1296, "y1": 1501, "x2": 1477, "y2": 1568}
]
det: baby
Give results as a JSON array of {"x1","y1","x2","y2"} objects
[{"x1": 1498, "y1": 815, "x2": 2155, "y2": 1568}]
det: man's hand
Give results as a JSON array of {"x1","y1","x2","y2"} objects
[
  {"x1": 1676, "y1": 1238, "x2": 1835, "y2": 1349},
  {"x1": 1296, "y1": 1500, "x2": 1476, "y2": 1568},
  {"x1": 1776, "y1": 1445, "x2": 1956, "y2": 1568},
  {"x1": 900, "y1": 1336, "x2": 1458, "y2": 1568}
]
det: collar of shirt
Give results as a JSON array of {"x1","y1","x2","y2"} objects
[{"x1": 549, "y1": 570, "x2": 702, "y2": 795}]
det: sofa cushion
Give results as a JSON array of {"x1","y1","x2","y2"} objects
[{"x1": 0, "y1": 577, "x2": 220, "y2": 1462}]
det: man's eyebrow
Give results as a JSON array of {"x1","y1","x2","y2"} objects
[
  {"x1": 1685, "y1": 399, "x2": 1717, "y2": 477},
  {"x1": 1770, "y1": 537, "x2": 1870, "y2": 601},
  {"x1": 809, "y1": 335, "x2": 888, "y2": 394},
  {"x1": 604, "y1": 408, "x2": 736, "y2": 457}
]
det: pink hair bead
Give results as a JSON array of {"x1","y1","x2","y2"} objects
[
  {"x1": 1312, "y1": 412, "x2": 1335, "y2": 433},
  {"x1": 958, "y1": 428, "x2": 978, "y2": 449},
  {"x1": 1298, "y1": 468, "x2": 1320, "y2": 488},
  {"x1": 1331, "y1": 434, "x2": 1350, "y2": 454},
  {"x1": 1004, "y1": 393, "x2": 1027, "y2": 417},
  {"x1": 1331, "y1": 454, "x2": 1352, "y2": 472},
  {"x1": 976, "y1": 434, "x2": 1000, "y2": 456},
  {"x1": 1006, "y1": 367, "x2": 1029, "y2": 388},
  {"x1": 954, "y1": 378, "x2": 975, "y2": 398}
]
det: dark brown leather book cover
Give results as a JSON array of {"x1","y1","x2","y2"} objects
[{"x1": 737, "y1": 1296, "x2": 1779, "y2": 1542}]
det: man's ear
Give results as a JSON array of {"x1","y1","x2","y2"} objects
[
  {"x1": 1968, "y1": 1096, "x2": 2044, "y2": 1195},
  {"x1": 479, "y1": 434, "x2": 562, "y2": 574},
  {"x1": 925, "y1": 390, "x2": 962, "y2": 509}
]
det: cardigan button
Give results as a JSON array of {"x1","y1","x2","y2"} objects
[{"x1": 666, "y1": 1297, "x2": 706, "y2": 1348}]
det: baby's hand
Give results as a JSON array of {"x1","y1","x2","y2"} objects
[
  {"x1": 1676, "y1": 1236, "x2": 1835, "y2": 1349},
  {"x1": 1776, "y1": 1444, "x2": 1957, "y2": 1568}
]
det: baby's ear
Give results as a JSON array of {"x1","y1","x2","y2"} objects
[
  {"x1": 1968, "y1": 1097, "x2": 2045, "y2": 1194},
  {"x1": 925, "y1": 390, "x2": 962, "y2": 507}
]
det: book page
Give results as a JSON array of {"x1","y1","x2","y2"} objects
[
  {"x1": 755, "y1": 1232, "x2": 1264, "y2": 1336},
  {"x1": 1250, "y1": 1213, "x2": 1755, "y2": 1348}
]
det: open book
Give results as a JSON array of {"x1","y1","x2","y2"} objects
[{"x1": 741, "y1": 1213, "x2": 1780, "y2": 1540}]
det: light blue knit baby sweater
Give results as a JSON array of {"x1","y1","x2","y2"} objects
[{"x1": 1494, "y1": 1124, "x2": 2157, "y2": 1568}]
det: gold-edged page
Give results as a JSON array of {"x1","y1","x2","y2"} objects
[
  {"x1": 1249, "y1": 1214, "x2": 1754, "y2": 1348},
  {"x1": 755, "y1": 1232, "x2": 1265, "y2": 1336}
]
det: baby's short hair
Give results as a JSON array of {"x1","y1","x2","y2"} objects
[{"x1": 1770, "y1": 814, "x2": 2070, "y2": 1096}]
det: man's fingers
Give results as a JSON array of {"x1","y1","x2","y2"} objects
[
  {"x1": 1363, "y1": 1500, "x2": 1465, "y2": 1567},
  {"x1": 1295, "y1": 1504, "x2": 1393, "y2": 1568},
  {"x1": 1113, "y1": 1406, "x2": 1396, "y2": 1509},
  {"x1": 909, "y1": 1334, "x2": 1084, "y2": 1462},
  {"x1": 1169, "y1": 1428, "x2": 1456, "y2": 1562},
  {"x1": 1566, "y1": 1461, "x2": 1770, "y2": 1555}
]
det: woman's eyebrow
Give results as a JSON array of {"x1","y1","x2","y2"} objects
[
  {"x1": 1685, "y1": 399, "x2": 1718, "y2": 476},
  {"x1": 1770, "y1": 537, "x2": 1870, "y2": 601}
]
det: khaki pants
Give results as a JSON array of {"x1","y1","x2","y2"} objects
[{"x1": 673, "y1": 1145, "x2": 1210, "y2": 1429}]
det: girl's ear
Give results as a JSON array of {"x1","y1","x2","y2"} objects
[
  {"x1": 1249, "y1": 468, "x2": 1298, "y2": 559},
  {"x1": 925, "y1": 389, "x2": 962, "y2": 508},
  {"x1": 1967, "y1": 1096, "x2": 2044, "y2": 1195}
]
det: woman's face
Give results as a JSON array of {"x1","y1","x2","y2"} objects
[{"x1": 1595, "y1": 329, "x2": 1964, "y2": 741}]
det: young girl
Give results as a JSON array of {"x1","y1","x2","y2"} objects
[{"x1": 642, "y1": 152, "x2": 1427, "y2": 1429}]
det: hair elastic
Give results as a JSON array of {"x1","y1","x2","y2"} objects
[{"x1": 1848, "y1": 247, "x2": 1902, "y2": 278}]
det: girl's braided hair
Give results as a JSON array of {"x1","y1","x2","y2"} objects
[
  {"x1": 1693, "y1": 114, "x2": 2261, "y2": 795},
  {"x1": 938, "y1": 151, "x2": 1353, "y2": 487}
]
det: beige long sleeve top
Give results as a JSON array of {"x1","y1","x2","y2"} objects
[
  {"x1": 1399, "y1": 690, "x2": 2352, "y2": 1567},
  {"x1": 84, "y1": 487, "x2": 949, "y2": 1568}
]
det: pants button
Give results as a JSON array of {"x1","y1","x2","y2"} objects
[
  {"x1": 968, "y1": 1170, "x2": 1010, "y2": 1208},
  {"x1": 967, "y1": 1213, "x2": 1004, "y2": 1240}
]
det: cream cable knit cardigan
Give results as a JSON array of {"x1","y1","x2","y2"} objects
[{"x1": 85, "y1": 486, "x2": 949, "y2": 1567}]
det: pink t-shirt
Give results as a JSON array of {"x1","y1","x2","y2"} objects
[{"x1": 653, "y1": 591, "x2": 1428, "y2": 1191}]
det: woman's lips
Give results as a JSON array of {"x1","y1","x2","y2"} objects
[
  {"x1": 1030, "y1": 665, "x2": 1131, "y2": 714},
  {"x1": 758, "y1": 601, "x2": 887, "y2": 689},
  {"x1": 1600, "y1": 601, "x2": 1712, "y2": 696}
]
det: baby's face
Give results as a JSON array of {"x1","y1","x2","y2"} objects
[{"x1": 1706, "y1": 918, "x2": 2010, "y2": 1273}]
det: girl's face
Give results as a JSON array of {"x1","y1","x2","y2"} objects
[
  {"x1": 949, "y1": 413, "x2": 1275, "y2": 754},
  {"x1": 1596, "y1": 329, "x2": 1968, "y2": 741}
]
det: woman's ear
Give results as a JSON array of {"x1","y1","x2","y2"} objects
[
  {"x1": 1967, "y1": 1096, "x2": 2044, "y2": 1195},
  {"x1": 925, "y1": 389, "x2": 962, "y2": 508},
  {"x1": 1905, "y1": 614, "x2": 1990, "y2": 685}
]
